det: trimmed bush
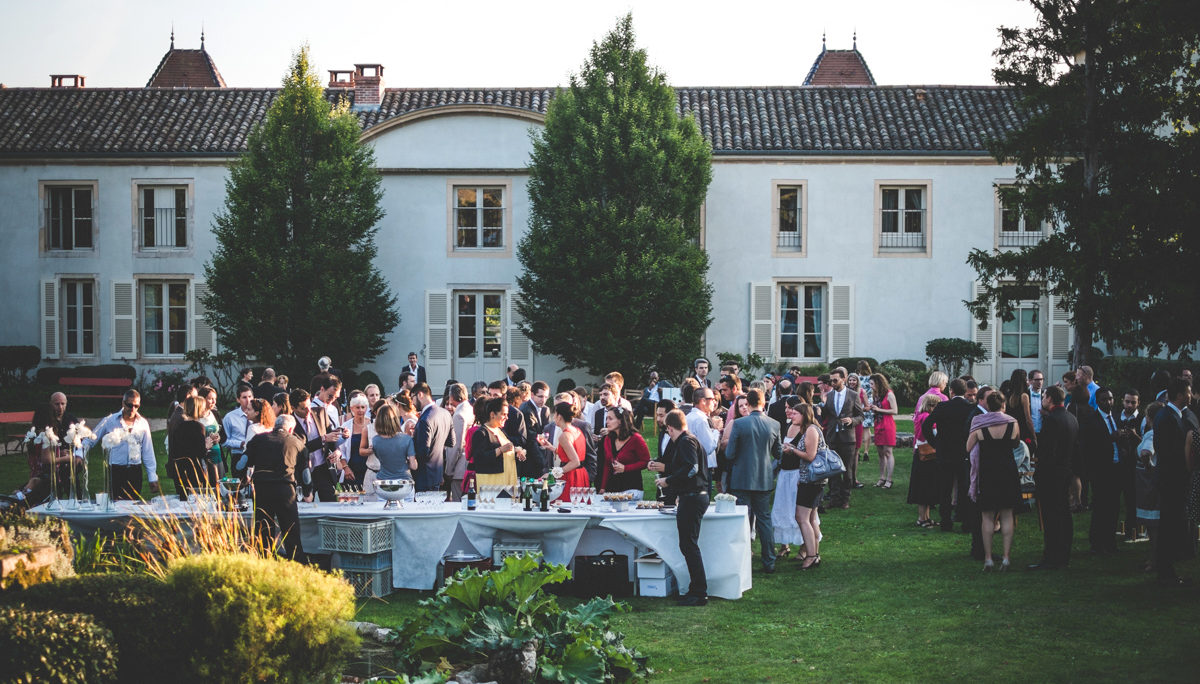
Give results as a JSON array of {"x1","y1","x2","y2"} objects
[
  {"x1": 0, "y1": 345, "x2": 39, "y2": 386},
  {"x1": 165, "y1": 553, "x2": 358, "y2": 683},
  {"x1": 0, "y1": 607, "x2": 118, "y2": 684},
  {"x1": 831, "y1": 358, "x2": 881, "y2": 374},
  {"x1": 879, "y1": 362, "x2": 924, "y2": 407},
  {"x1": 925, "y1": 338, "x2": 987, "y2": 378},
  {"x1": 35, "y1": 364, "x2": 137, "y2": 385},
  {"x1": 883, "y1": 359, "x2": 929, "y2": 374},
  {"x1": 1, "y1": 573, "x2": 188, "y2": 683}
]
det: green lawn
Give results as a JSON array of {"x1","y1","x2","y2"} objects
[{"x1": 7, "y1": 422, "x2": 1200, "y2": 681}]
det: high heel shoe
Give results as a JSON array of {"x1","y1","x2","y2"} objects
[
  {"x1": 800, "y1": 555, "x2": 821, "y2": 570},
  {"x1": 982, "y1": 559, "x2": 995, "y2": 572},
  {"x1": 999, "y1": 558, "x2": 1010, "y2": 572}
]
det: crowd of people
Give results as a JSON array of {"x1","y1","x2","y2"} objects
[{"x1": 8, "y1": 354, "x2": 1199, "y2": 599}]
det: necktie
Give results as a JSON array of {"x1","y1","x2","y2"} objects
[{"x1": 1106, "y1": 415, "x2": 1118, "y2": 463}]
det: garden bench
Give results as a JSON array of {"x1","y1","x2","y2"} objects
[
  {"x1": 59, "y1": 377, "x2": 132, "y2": 401},
  {"x1": 0, "y1": 410, "x2": 34, "y2": 455}
]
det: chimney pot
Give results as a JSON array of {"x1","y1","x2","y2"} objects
[
  {"x1": 328, "y1": 70, "x2": 355, "y2": 89},
  {"x1": 353, "y1": 63, "x2": 384, "y2": 109},
  {"x1": 50, "y1": 74, "x2": 86, "y2": 88}
]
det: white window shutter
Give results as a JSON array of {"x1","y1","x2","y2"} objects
[
  {"x1": 829, "y1": 283, "x2": 853, "y2": 360},
  {"x1": 749, "y1": 282, "x2": 774, "y2": 360},
  {"x1": 112, "y1": 280, "x2": 137, "y2": 358},
  {"x1": 507, "y1": 292, "x2": 533, "y2": 370},
  {"x1": 425, "y1": 290, "x2": 452, "y2": 390},
  {"x1": 40, "y1": 279, "x2": 59, "y2": 360},
  {"x1": 971, "y1": 282, "x2": 996, "y2": 385},
  {"x1": 1047, "y1": 292, "x2": 1072, "y2": 383},
  {"x1": 191, "y1": 280, "x2": 217, "y2": 354}
]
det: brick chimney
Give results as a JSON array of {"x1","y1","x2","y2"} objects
[
  {"x1": 328, "y1": 70, "x2": 354, "y2": 89},
  {"x1": 50, "y1": 74, "x2": 86, "y2": 88},
  {"x1": 353, "y1": 64, "x2": 383, "y2": 109}
]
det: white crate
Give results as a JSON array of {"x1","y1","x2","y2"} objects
[
  {"x1": 342, "y1": 567, "x2": 392, "y2": 598},
  {"x1": 638, "y1": 574, "x2": 677, "y2": 597},
  {"x1": 492, "y1": 538, "x2": 543, "y2": 566},
  {"x1": 634, "y1": 555, "x2": 669, "y2": 579},
  {"x1": 318, "y1": 518, "x2": 393, "y2": 554}
]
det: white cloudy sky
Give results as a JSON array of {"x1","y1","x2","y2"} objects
[{"x1": 1, "y1": 0, "x2": 1039, "y2": 88}]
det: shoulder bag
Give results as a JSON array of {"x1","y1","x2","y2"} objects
[{"x1": 798, "y1": 429, "x2": 846, "y2": 483}]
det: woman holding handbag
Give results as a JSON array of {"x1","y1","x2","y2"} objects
[
  {"x1": 907, "y1": 393, "x2": 942, "y2": 527},
  {"x1": 784, "y1": 401, "x2": 827, "y2": 570}
]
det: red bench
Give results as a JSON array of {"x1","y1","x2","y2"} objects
[
  {"x1": 60, "y1": 377, "x2": 133, "y2": 401},
  {"x1": 0, "y1": 410, "x2": 34, "y2": 455}
]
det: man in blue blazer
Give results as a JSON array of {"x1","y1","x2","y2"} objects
[
  {"x1": 412, "y1": 383, "x2": 456, "y2": 492},
  {"x1": 725, "y1": 388, "x2": 783, "y2": 573}
]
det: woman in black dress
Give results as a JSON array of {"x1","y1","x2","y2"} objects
[
  {"x1": 966, "y1": 392, "x2": 1022, "y2": 571},
  {"x1": 168, "y1": 396, "x2": 217, "y2": 500}
]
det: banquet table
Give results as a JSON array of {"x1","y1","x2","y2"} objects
[{"x1": 30, "y1": 498, "x2": 753, "y2": 599}]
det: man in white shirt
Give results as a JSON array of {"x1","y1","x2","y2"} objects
[
  {"x1": 686, "y1": 386, "x2": 723, "y2": 477},
  {"x1": 222, "y1": 385, "x2": 255, "y2": 476},
  {"x1": 87, "y1": 390, "x2": 159, "y2": 500}
]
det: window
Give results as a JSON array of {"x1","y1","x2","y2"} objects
[
  {"x1": 138, "y1": 186, "x2": 188, "y2": 249},
  {"x1": 454, "y1": 186, "x2": 504, "y2": 249},
  {"x1": 45, "y1": 186, "x2": 93, "y2": 250},
  {"x1": 142, "y1": 281, "x2": 188, "y2": 356},
  {"x1": 879, "y1": 186, "x2": 926, "y2": 250},
  {"x1": 779, "y1": 284, "x2": 824, "y2": 359},
  {"x1": 996, "y1": 186, "x2": 1044, "y2": 247},
  {"x1": 456, "y1": 292, "x2": 502, "y2": 359},
  {"x1": 1000, "y1": 302, "x2": 1040, "y2": 359},
  {"x1": 772, "y1": 182, "x2": 806, "y2": 255},
  {"x1": 62, "y1": 280, "x2": 95, "y2": 356}
]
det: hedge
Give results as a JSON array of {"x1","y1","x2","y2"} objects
[
  {"x1": 830, "y1": 358, "x2": 881, "y2": 374},
  {"x1": 0, "y1": 607, "x2": 118, "y2": 684},
  {"x1": 35, "y1": 364, "x2": 138, "y2": 385}
]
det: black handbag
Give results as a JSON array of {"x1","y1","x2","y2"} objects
[{"x1": 572, "y1": 549, "x2": 632, "y2": 598}]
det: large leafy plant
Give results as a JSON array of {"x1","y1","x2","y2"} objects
[{"x1": 393, "y1": 554, "x2": 649, "y2": 683}]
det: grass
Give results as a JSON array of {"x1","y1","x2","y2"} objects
[{"x1": 9, "y1": 420, "x2": 1200, "y2": 681}]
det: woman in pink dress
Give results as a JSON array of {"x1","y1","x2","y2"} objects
[
  {"x1": 552, "y1": 400, "x2": 590, "y2": 501},
  {"x1": 870, "y1": 374, "x2": 898, "y2": 489}
]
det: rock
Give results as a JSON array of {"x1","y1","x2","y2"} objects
[
  {"x1": 896, "y1": 432, "x2": 914, "y2": 448},
  {"x1": 345, "y1": 620, "x2": 395, "y2": 642},
  {"x1": 452, "y1": 663, "x2": 490, "y2": 684}
]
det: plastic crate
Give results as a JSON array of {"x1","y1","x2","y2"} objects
[
  {"x1": 492, "y1": 538, "x2": 543, "y2": 566},
  {"x1": 333, "y1": 550, "x2": 392, "y2": 572},
  {"x1": 342, "y1": 568, "x2": 392, "y2": 598},
  {"x1": 318, "y1": 518, "x2": 393, "y2": 554}
]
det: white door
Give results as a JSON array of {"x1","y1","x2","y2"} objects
[
  {"x1": 454, "y1": 292, "x2": 504, "y2": 384},
  {"x1": 998, "y1": 299, "x2": 1041, "y2": 385}
]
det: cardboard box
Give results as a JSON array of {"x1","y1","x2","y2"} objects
[
  {"x1": 638, "y1": 574, "x2": 677, "y2": 597},
  {"x1": 634, "y1": 554, "x2": 669, "y2": 579}
]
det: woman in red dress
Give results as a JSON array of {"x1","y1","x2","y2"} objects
[
  {"x1": 599, "y1": 407, "x2": 650, "y2": 493},
  {"x1": 869, "y1": 373, "x2": 899, "y2": 489},
  {"x1": 552, "y1": 400, "x2": 590, "y2": 501}
]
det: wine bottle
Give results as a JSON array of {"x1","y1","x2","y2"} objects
[
  {"x1": 466, "y1": 477, "x2": 477, "y2": 511},
  {"x1": 523, "y1": 480, "x2": 533, "y2": 511},
  {"x1": 539, "y1": 479, "x2": 550, "y2": 512}
]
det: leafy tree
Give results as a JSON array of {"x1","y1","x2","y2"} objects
[
  {"x1": 204, "y1": 47, "x2": 398, "y2": 373},
  {"x1": 968, "y1": 0, "x2": 1200, "y2": 362},
  {"x1": 516, "y1": 15, "x2": 713, "y2": 380}
]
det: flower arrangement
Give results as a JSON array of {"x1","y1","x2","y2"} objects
[
  {"x1": 550, "y1": 466, "x2": 564, "y2": 480},
  {"x1": 101, "y1": 427, "x2": 128, "y2": 450},
  {"x1": 714, "y1": 493, "x2": 737, "y2": 502},
  {"x1": 63, "y1": 421, "x2": 95, "y2": 450},
  {"x1": 22, "y1": 427, "x2": 37, "y2": 446},
  {"x1": 33, "y1": 427, "x2": 59, "y2": 450}
]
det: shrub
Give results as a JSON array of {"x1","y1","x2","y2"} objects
[
  {"x1": 141, "y1": 367, "x2": 189, "y2": 405},
  {"x1": 393, "y1": 554, "x2": 649, "y2": 682},
  {"x1": 35, "y1": 364, "x2": 137, "y2": 385},
  {"x1": 0, "y1": 345, "x2": 39, "y2": 387},
  {"x1": 1, "y1": 573, "x2": 188, "y2": 683},
  {"x1": 924, "y1": 338, "x2": 987, "y2": 378},
  {"x1": 356, "y1": 369, "x2": 384, "y2": 395},
  {"x1": 1095, "y1": 356, "x2": 1193, "y2": 399},
  {"x1": 0, "y1": 607, "x2": 118, "y2": 684},
  {"x1": 165, "y1": 553, "x2": 358, "y2": 683},
  {"x1": 715, "y1": 352, "x2": 767, "y2": 380},
  {"x1": 830, "y1": 357, "x2": 880, "y2": 374},
  {"x1": 883, "y1": 359, "x2": 929, "y2": 374},
  {"x1": 879, "y1": 362, "x2": 924, "y2": 407}
]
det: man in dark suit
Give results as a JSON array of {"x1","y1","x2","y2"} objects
[
  {"x1": 253, "y1": 368, "x2": 278, "y2": 400},
  {"x1": 1029, "y1": 385, "x2": 1079, "y2": 570},
  {"x1": 412, "y1": 383, "x2": 455, "y2": 492},
  {"x1": 1152, "y1": 378, "x2": 1195, "y2": 586},
  {"x1": 400, "y1": 352, "x2": 427, "y2": 389},
  {"x1": 822, "y1": 367, "x2": 864, "y2": 509},
  {"x1": 648, "y1": 409, "x2": 711, "y2": 606},
  {"x1": 1115, "y1": 390, "x2": 1142, "y2": 540},
  {"x1": 925, "y1": 378, "x2": 976, "y2": 541},
  {"x1": 725, "y1": 389, "x2": 782, "y2": 573},
  {"x1": 519, "y1": 381, "x2": 551, "y2": 477},
  {"x1": 244, "y1": 414, "x2": 307, "y2": 561},
  {"x1": 1084, "y1": 387, "x2": 1123, "y2": 554},
  {"x1": 767, "y1": 378, "x2": 794, "y2": 433},
  {"x1": 502, "y1": 386, "x2": 532, "y2": 476},
  {"x1": 291, "y1": 388, "x2": 340, "y2": 502}
]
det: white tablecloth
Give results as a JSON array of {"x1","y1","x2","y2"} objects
[{"x1": 32, "y1": 499, "x2": 753, "y2": 599}]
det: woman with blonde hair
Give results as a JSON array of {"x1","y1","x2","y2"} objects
[{"x1": 340, "y1": 394, "x2": 374, "y2": 484}]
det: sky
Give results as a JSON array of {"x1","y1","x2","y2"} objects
[{"x1": 1, "y1": 0, "x2": 1040, "y2": 89}]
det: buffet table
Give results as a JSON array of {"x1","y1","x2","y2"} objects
[{"x1": 30, "y1": 499, "x2": 753, "y2": 599}]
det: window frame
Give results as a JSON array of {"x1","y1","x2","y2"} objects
[
  {"x1": 132, "y1": 180, "x2": 194, "y2": 255},
  {"x1": 777, "y1": 281, "x2": 828, "y2": 361},
  {"x1": 873, "y1": 180, "x2": 932, "y2": 257},
  {"x1": 994, "y1": 182, "x2": 1046, "y2": 249},
  {"x1": 61, "y1": 278, "x2": 98, "y2": 358},
  {"x1": 139, "y1": 278, "x2": 190, "y2": 359},
  {"x1": 771, "y1": 180, "x2": 807, "y2": 257},
  {"x1": 39, "y1": 181, "x2": 98, "y2": 255},
  {"x1": 446, "y1": 178, "x2": 513, "y2": 258}
]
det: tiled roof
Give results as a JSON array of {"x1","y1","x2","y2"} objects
[
  {"x1": 0, "y1": 85, "x2": 1022, "y2": 157},
  {"x1": 146, "y1": 48, "x2": 227, "y2": 88},
  {"x1": 803, "y1": 49, "x2": 876, "y2": 86}
]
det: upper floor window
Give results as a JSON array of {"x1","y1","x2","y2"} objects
[
  {"x1": 996, "y1": 186, "x2": 1045, "y2": 248},
  {"x1": 45, "y1": 186, "x2": 94, "y2": 250},
  {"x1": 454, "y1": 186, "x2": 504, "y2": 249},
  {"x1": 879, "y1": 186, "x2": 927, "y2": 251},
  {"x1": 139, "y1": 186, "x2": 188, "y2": 249},
  {"x1": 772, "y1": 182, "x2": 806, "y2": 255}
]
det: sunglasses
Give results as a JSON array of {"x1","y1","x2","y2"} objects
[{"x1": 124, "y1": 402, "x2": 141, "y2": 409}]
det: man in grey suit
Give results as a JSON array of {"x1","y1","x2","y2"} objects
[
  {"x1": 823, "y1": 367, "x2": 864, "y2": 509},
  {"x1": 725, "y1": 388, "x2": 782, "y2": 573},
  {"x1": 412, "y1": 383, "x2": 456, "y2": 492}
]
